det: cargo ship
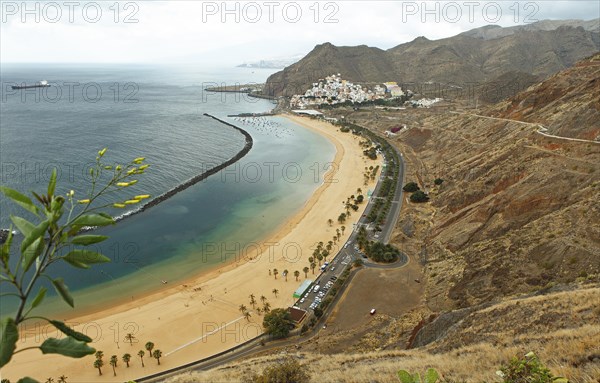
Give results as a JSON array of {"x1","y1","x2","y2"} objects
[{"x1": 11, "y1": 80, "x2": 50, "y2": 90}]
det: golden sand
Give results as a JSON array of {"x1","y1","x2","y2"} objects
[{"x1": 2, "y1": 114, "x2": 380, "y2": 381}]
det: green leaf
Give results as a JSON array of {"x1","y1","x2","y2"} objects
[
  {"x1": 48, "y1": 320, "x2": 92, "y2": 343},
  {"x1": 51, "y1": 278, "x2": 74, "y2": 307},
  {"x1": 22, "y1": 237, "x2": 44, "y2": 273},
  {"x1": 71, "y1": 235, "x2": 108, "y2": 246},
  {"x1": 63, "y1": 250, "x2": 110, "y2": 269},
  {"x1": 71, "y1": 214, "x2": 115, "y2": 228},
  {"x1": 40, "y1": 336, "x2": 95, "y2": 358},
  {"x1": 397, "y1": 370, "x2": 415, "y2": 383},
  {"x1": 17, "y1": 377, "x2": 39, "y2": 383},
  {"x1": 30, "y1": 287, "x2": 47, "y2": 309},
  {"x1": 0, "y1": 317, "x2": 18, "y2": 368},
  {"x1": 424, "y1": 368, "x2": 439, "y2": 383},
  {"x1": 20, "y1": 219, "x2": 49, "y2": 254},
  {"x1": 0, "y1": 229, "x2": 13, "y2": 268},
  {"x1": 47, "y1": 168, "x2": 57, "y2": 198},
  {"x1": 0, "y1": 186, "x2": 38, "y2": 216},
  {"x1": 10, "y1": 215, "x2": 35, "y2": 238}
]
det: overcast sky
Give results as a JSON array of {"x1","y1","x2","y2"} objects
[{"x1": 1, "y1": 1, "x2": 598, "y2": 65}]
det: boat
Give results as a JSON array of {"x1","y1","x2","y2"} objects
[{"x1": 11, "y1": 80, "x2": 50, "y2": 90}]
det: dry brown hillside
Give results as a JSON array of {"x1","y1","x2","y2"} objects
[
  {"x1": 490, "y1": 53, "x2": 600, "y2": 140},
  {"x1": 168, "y1": 51, "x2": 600, "y2": 383},
  {"x1": 264, "y1": 20, "x2": 600, "y2": 98},
  {"x1": 168, "y1": 288, "x2": 600, "y2": 383}
]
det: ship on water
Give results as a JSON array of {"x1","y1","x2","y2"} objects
[{"x1": 11, "y1": 80, "x2": 50, "y2": 90}]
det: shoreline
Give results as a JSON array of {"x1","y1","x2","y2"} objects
[{"x1": 4, "y1": 114, "x2": 378, "y2": 381}]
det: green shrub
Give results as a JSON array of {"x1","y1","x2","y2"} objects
[
  {"x1": 403, "y1": 182, "x2": 420, "y2": 192},
  {"x1": 498, "y1": 352, "x2": 568, "y2": 383}
]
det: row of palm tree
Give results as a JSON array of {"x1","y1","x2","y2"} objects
[
  {"x1": 93, "y1": 341, "x2": 162, "y2": 376},
  {"x1": 44, "y1": 376, "x2": 67, "y2": 383}
]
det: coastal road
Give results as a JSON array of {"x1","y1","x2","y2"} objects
[
  {"x1": 136, "y1": 122, "x2": 408, "y2": 382},
  {"x1": 381, "y1": 145, "x2": 405, "y2": 245}
]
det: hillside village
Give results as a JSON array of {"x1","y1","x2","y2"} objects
[{"x1": 290, "y1": 73, "x2": 442, "y2": 109}]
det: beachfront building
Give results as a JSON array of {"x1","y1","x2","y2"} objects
[
  {"x1": 293, "y1": 279, "x2": 314, "y2": 299},
  {"x1": 410, "y1": 97, "x2": 443, "y2": 108}
]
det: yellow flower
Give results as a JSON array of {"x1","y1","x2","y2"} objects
[
  {"x1": 115, "y1": 165, "x2": 122, "y2": 171},
  {"x1": 127, "y1": 168, "x2": 137, "y2": 175},
  {"x1": 116, "y1": 182, "x2": 129, "y2": 187},
  {"x1": 113, "y1": 203, "x2": 126, "y2": 208},
  {"x1": 77, "y1": 199, "x2": 91, "y2": 204},
  {"x1": 128, "y1": 180, "x2": 138, "y2": 185},
  {"x1": 124, "y1": 200, "x2": 140, "y2": 204},
  {"x1": 133, "y1": 157, "x2": 145, "y2": 164},
  {"x1": 134, "y1": 195, "x2": 150, "y2": 200},
  {"x1": 98, "y1": 148, "x2": 107, "y2": 157},
  {"x1": 139, "y1": 164, "x2": 149, "y2": 170},
  {"x1": 67, "y1": 190, "x2": 75, "y2": 197}
]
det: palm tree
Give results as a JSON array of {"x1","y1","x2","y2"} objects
[
  {"x1": 308, "y1": 256, "x2": 314, "y2": 265},
  {"x1": 239, "y1": 304, "x2": 247, "y2": 314},
  {"x1": 303, "y1": 266, "x2": 309, "y2": 278},
  {"x1": 260, "y1": 295, "x2": 267, "y2": 304},
  {"x1": 152, "y1": 349, "x2": 162, "y2": 365},
  {"x1": 327, "y1": 218, "x2": 333, "y2": 226},
  {"x1": 124, "y1": 333, "x2": 136, "y2": 346},
  {"x1": 57, "y1": 376, "x2": 67, "y2": 383},
  {"x1": 109, "y1": 355, "x2": 118, "y2": 376},
  {"x1": 283, "y1": 269, "x2": 289, "y2": 281},
  {"x1": 243, "y1": 311, "x2": 251, "y2": 321},
  {"x1": 94, "y1": 359, "x2": 104, "y2": 375},
  {"x1": 95, "y1": 350, "x2": 104, "y2": 360},
  {"x1": 249, "y1": 294, "x2": 256, "y2": 309},
  {"x1": 318, "y1": 241, "x2": 324, "y2": 250},
  {"x1": 263, "y1": 302, "x2": 271, "y2": 313},
  {"x1": 310, "y1": 262, "x2": 316, "y2": 274},
  {"x1": 317, "y1": 254, "x2": 323, "y2": 265},
  {"x1": 336, "y1": 228, "x2": 341, "y2": 237},
  {"x1": 272, "y1": 288, "x2": 278, "y2": 298},
  {"x1": 341, "y1": 225, "x2": 345, "y2": 235},
  {"x1": 138, "y1": 350, "x2": 145, "y2": 367},
  {"x1": 122, "y1": 353, "x2": 131, "y2": 367},
  {"x1": 145, "y1": 342, "x2": 154, "y2": 360},
  {"x1": 322, "y1": 250, "x2": 329, "y2": 263},
  {"x1": 327, "y1": 241, "x2": 333, "y2": 252},
  {"x1": 294, "y1": 270, "x2": 300, "y2": 281},
  {"x1": 45, "y1": 378, "x2": 54, "y2": 383},
  {"x1": 273, "y1": 268, "x2": 278, "y2": 279},
  {"x1": 357, "y1": 187, "x2": 362, "y2": 195},
  {"x1": 256, "y1": 307, "x2": 263, "y2": 315}
]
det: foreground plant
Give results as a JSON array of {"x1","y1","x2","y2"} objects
[
  {"x1": 397, "y1": 368, "x2": 440, "y2": 383},
  {"x1": 498, "y1": 352, "x2": 568, "y2": 383},
  {"x1": 0, "y1": 149, "x2": 149, "y2": 381}
]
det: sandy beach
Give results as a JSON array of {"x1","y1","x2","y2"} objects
[{"x1": 2, "y1": 114, "x2": 381, "y2": 381}]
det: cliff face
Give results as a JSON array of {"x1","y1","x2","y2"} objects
[{"x1": 263, "y1": 19, "x2": 600, "y2": 98}]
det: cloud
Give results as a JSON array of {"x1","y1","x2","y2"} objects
[{"x1": 1, "y1": 1, "x2": 598, "y2": 64}]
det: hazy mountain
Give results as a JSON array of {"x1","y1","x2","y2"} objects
[
  {"x1": 237, "y1": 54, "x2": 304, "y2": 69},
  {"x1": 263, "y1": 19, "x2": 600, "y2": 98}
]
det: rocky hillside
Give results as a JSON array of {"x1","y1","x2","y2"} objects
[
  {"x1": 168, "y1": 52, "x2": 600, "y2": 383},
  {"x1": 263, "y1": 19, "x2": 600, "y2": 98},
  {"x1": 490, "y1": 53, "x2": 600, "y2": 140}
]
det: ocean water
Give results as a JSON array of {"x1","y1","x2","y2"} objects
[{"x1": 0, "y1": 64, "x2": 335, "y2": 315}]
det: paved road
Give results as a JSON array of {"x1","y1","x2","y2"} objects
[{"x1": 136, "y1": 128, "x2": 408, "y2": 382}]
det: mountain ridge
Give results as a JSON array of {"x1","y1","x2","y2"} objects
[{"x1": 263, "y1": 19, "x2": 600, "y2": 98}]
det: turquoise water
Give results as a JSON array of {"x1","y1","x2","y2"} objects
[{"x1": 0, "y1": 65, "x2": 335, "y2": 315}]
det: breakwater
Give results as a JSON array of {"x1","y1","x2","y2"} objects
[
  {"x1": 110, "y1": 114, "x2": 253, "y2": 224},
  {"x1": 1, "y1": 115, "x2": 254, "y2": 240}
]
